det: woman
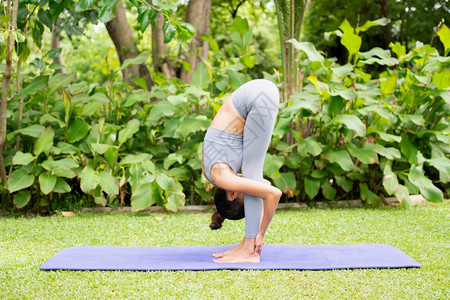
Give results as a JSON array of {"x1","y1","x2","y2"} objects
[{"x1": 202, "y1": 79, "x2": 282, "y2": 263}]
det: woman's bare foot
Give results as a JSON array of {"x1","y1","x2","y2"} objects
[
  {"x1": 213, "y1": 247, "x2": 260, "y2": 263},
  {"x1": 212, "y1": 237, "x2": 260, "y2": 263},
  {"x1": 212, "y1": 243, "x2": 244, "y2": 258}
]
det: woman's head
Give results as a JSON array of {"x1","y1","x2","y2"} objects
[{"x1": 209, "y1": 188, "x2": 245, "y2": 230}]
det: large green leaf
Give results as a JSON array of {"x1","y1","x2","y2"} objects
[
  {"x1": 90, "y1": 143, "x2": 115, "y2": 155},
  {"x1": 98, "y1": 0, "x2": 120, "y2": 23},
  {"x1": 104, "y1": 147, "x2": 119, "y2": 168},
  {"x1": 131, "y1": 182, "x2": 155, "y2": 211},
  {"x1": 427, "y1": 157, "x2": 450, "y2": 183},
  {"x1": 433, "y1": 69, "x2": 450, "y2": 89},
  {"x1": 437, "y1": 24, "x2": 450, "y2": 53},
  {"x1": 347, "y1": 144, "x2": 378, "y2": 164},
  {"x1": 400, "y1": 134, "x2": 418, "y2": 164},
  {"x1": 41, "y1": 158, "x2": 78, "y2": 171},
  {"x1": 80, "y1": 166, "x2": 100, "y2": 193},
  {"x1": 327, "y1": 150, "x2": 353, "y2": 171},
  {"x1": 147, "y1": 102, "x2": 176, "y2": 123},
  {"x1": 304, "y1": 177, "x2": 320, "y2": 199},
  {"x1": 14, "y1": 124, "x2": 45, "y2": 138},
  {"x1": 39, "y1": 172, "x2": 57, "y2": 195},
  {"x1": 164, "y1": 178, "x2": 185, "y2": 212},
  {"x1": 383, "y1": 165, "x2": 399, "y2": 195},
  {"x1": 263, "y1": 153, "x2": 284, "y2": 180},
  {"x1": 120, "y1": 54, "x2": 147, "y2": 71},
  {"x1": 167, "y1": 94, "x2": 187, "y2": 106},
  {"x1": 359, "y1": 183, "x2": 380, "y2": 205},
  {"x1": 13, "y1": 75, "x2": 49, "y2": 100},
  {"x1": 151, "y1": 180, "x2": 165, "y2": 207},
  {"x1": 200, "y1": 34, "x2": 219, "y2": 52},
  {"x1": 156, "y1": 173, "x2": 173, "y2": 191},
  {"x1": 331, "y1": 64, "x2": 353, "y2": 77},
  {"x1": 339, "y1": 19, "x2": 361, "y2": 58},
  {"x1": 409, "y1": 165, "x2": 431, "y2": 188},
  {"x1": 334, "y1": 114, "x2": 366, "y2": 137},
  {"x1": 164, "y1": 153, "x2": 185, "y2": 170},
  {"x1": 75, "y1": 0, "x2": 94, "y2": 12},
  {"x1": 56, "y1": 142, "x2": 78, "y2": 154},
  {"x1": 119, "y1": 153, "x2": 152, "y2": 166},
  {"x1": 287, "y1": 40, "x2": 324, "y2": 63},
  {"x1": 378, "y1": 132, "x2": 401, "y2": 143},
  {"x1": 380, "y1": 72, "x2": 397, "y2": 95},
  {"x1": 99, "y1": 171, "x2": 118, "y2": 196},
  {"x1": 82, "y1": 101, "x2": 104, "y2": 116},
  {"x1": 162, "y1": 21, "x2": 176, "y2": 43},
  {"x1": 13, "y1": 191, "x2": 31, "y2": 208},
  {"x1": 227, "y1": 16, "x2": 249, "y2": 36},
  {"x1": 359, "y1": 48, "x2": 399, "y2": 66},
  {"x1": 274, "y1": 172, "x2": 296, "y2": 197},
  {"x1": 321, "y1": 181, "x2": 336, "y2": 200},
  {"x1": 357, "y1": 18, "x2": 389, "y2": 33},
  {"x1": 398, "y1": 114, "x2": 425, "y2": 126},
  {"x1": 67, "y1": 119, "x2": 90, "y2": 143},
  {"x1": 419, "y1": 184, "x2": 443, "y2": 203},
  {"x1": 12, "y1": 152, "x2": 35, "y2": 166},
  {"x1": 408, "y1": 165, "x2": 443, "y2": 203},
  {"x1": 34, "y1": 127, "x2": 54, "y2": 157},
  {"x1": 118, "y1": 119, "x2": 140, "y2": 145},
  {"x1": 48, "y1": 73, "x2": 76, "y2": 95},
  {"x1": 53, "y1": 178, "x2": 71, "y2": 193},
  {"x1": 298, "y1": 137, "x2": 322, "y2": 157},
  {"x1": 364, "y1": 144, "x2": 401, "y2": 160},
  {"x1": 335, "y1": 175, "x2": 353, "y2": 192},
  {"x1": 40, "y1": 113, "x2": 66, "y2": 128},
  {"x1": 394, "y1": 185, "x2": 412, "y2": 208},
  {"x1": 8, "y1": 169, "x2": 35, "y2": 193},
  {"x1": 329, "y1": 89, "x2": 357, "y2": 100},
  {"x1": 228, "y1": 70, "x2": 246, "y2": 90},
  {"x1": 178, "y1": 117, "x2": 210, "y2": 138}
]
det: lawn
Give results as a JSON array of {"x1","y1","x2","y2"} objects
[{"x1": 1, "y1": 202, "x2": 448, "y2": 299}]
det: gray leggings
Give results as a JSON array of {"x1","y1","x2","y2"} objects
[{"x1": 232, "y1": 80, "x2": 279, "y2": 238}]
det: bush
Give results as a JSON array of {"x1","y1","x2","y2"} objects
[
  {"x1": 266, "y1": 21, "x2": 449, "y2": 206},
  {"x1": 2, "y1": 20, "x2": 449, "y2": 212}
]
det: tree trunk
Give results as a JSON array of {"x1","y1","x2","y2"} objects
[
  {"x1": 105, "y1": 1, "x2": 153, "y2": 90},
  {"x1": 179, "y1": 0, "x2": 212, "y2": 83},
  {"x1": 15, "y1": 6, "x2": 32, "y2": 150},
  {"x1": 275, "y1": 0, "x2": 309, "y2": 102},
  {"x1": 0, "y1": 0, "x2": 18, "y2": 183},
  {"x1": 151, "y1": 9, "x2": 176, "y2": 78},
  {"x1": 51, "y1": 23, "x2": 65, "y2": 74}
]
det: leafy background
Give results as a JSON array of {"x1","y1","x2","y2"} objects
[{"x1": 1, "y1": 0, "x2": 449, "y2": 213}]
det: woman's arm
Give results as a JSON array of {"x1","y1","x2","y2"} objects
[
  {"x1": 214, "y1": 171, "x2": 281, "y2": 202},
  {"x1": 214, "y1": 169, "x2": 281, "y2": 254}
]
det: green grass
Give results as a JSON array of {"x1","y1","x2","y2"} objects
[{"x1": 1, "y1": 202, "x2": 449, "y2": 299}]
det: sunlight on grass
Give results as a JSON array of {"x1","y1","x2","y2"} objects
[{"x1": 1, "y1": 202, "x2": 448, "y2": 299}]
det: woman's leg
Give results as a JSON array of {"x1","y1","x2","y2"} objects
[{"x1": 240, "y1": 80, "x2": 279, "y2": 238}]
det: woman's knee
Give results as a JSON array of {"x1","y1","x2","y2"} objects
[{"x1": 257, "y1": 80, "x2": 279, "y2": 107}]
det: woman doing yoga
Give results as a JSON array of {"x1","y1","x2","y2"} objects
[{"x1": 202, "y1": 79, "x2": 281, "y2": 263}]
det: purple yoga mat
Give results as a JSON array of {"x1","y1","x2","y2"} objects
[{"x1": 40, "y1": 244, "x2": 420, "y2": 271}]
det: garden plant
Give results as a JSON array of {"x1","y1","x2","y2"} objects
[{"x1": 0, "y1": 1, "x2": 448, "y2": 213}]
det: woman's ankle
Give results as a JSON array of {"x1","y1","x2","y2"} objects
[{"x1": 241, "y1": 237, "x2": 256, "y2": 251}]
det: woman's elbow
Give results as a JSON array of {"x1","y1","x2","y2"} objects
[{"x1": 270, "y1": 187, "x2": 282, "y2": 201}]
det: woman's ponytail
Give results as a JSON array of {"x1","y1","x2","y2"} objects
[{"x1": 210, "y1": 211, "x2": 225, "y2": 230}]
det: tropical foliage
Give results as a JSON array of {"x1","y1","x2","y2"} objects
[{"x1": 1, "y1": 0, "x2": 448, "y2": 212}]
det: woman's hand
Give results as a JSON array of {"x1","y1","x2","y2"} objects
[{"x1": 255, "y1": 231, "x2": 264, "y2": 256}]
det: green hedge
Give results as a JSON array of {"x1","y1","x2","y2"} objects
[{"x1": 2, "y1": 21, "x2": 449, "y2": 211}]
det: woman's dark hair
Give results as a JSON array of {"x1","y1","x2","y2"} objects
[{"x1": 210, "y1": 188, "x2": 244, "y2": 230}]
